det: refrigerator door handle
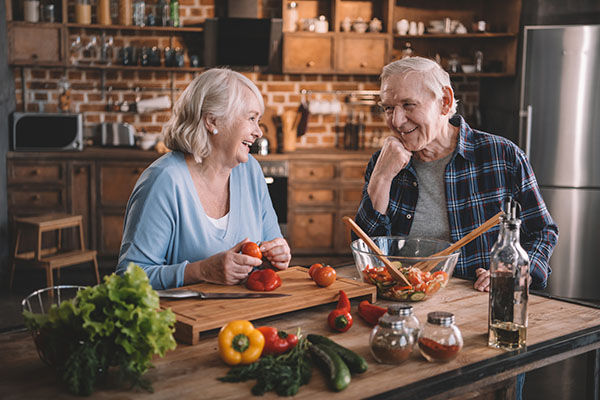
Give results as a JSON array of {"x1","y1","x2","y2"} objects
[{"x1": 519, "y1": 105, "x2": 533, "y2": 158}]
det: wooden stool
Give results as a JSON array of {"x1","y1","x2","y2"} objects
[{"x1": 9, "y1": 213, "x2": 100, "y2": 289}]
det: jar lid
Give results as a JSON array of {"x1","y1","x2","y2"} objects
[
  {"x1": 378, "y1": 312, "x2": 406, "y2": 329},
  {"x1": 427, "y1": 311, "x2": 454, "y2": 326}
]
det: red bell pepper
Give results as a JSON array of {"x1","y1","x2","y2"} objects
[
  {"x1": 257, "y1": 326, "x2": 298, "y2": 356},
  {"x1": 328, "y1": 290, "x2": 353, "y2": 332},
  {"x1": 358, "y1": 300, "x2": 387, "y2": 326},
  {"x1": 246, "y1": 269, "x2": 282, "y2": 291}
]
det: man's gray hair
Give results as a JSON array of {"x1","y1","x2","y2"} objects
[
  {"x1": 381, "y1": 57, "x2": 457, "y2": 115},
  {"x1": 163, "y1": 68, "x2": 264, "y2": 163}
]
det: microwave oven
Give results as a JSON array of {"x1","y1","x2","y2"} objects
[{"x1": 11, "y1": 112, "x2": 83, "y2": 151}]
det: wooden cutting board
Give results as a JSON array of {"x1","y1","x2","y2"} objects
[{"x1": 160, "y1": 266, "x2": 376, "y2": 345}]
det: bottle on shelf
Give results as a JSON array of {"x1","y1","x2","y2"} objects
[
  {"x1": 75, "y1": 0, "x2": 92, "y2": 24},
  {"x1": 133, "y1": 0, "x2": 145, "y2": 27},
  {"x1": 156, "y1": 0, "x2": 169, "y2": 26},
  {"x1": 118, "y1": 0, "x2": 132, "y2": 25},
  {"x1": 488, "y1": 198, "x2": 529, "y2": 350},
  {"x1": 169, "y1": 0, "x2": 180, "y2": 27},
  {"x1": 284, "y1": 1, "x2": 298, "y2": 32},
  {"x1": 24, "y1": 0, "x2": 40, "y2": 23},
  {"x1": 97, "y1": 0, "x2": 111, "y2": 25}
]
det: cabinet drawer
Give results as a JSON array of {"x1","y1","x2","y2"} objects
[
  {"x1": 283, "y1": 33, "x2": 333, "y2": 73},
  {"x1": 8, "y1": 163, "x2": 63, "y2": 183},
  {"x1": 340, "y1": 161, "x2": 367, "y2": 181},
  {"x1": 290, "y1": 213, "x2": 334, "y2": 249},
  {"x1": 336, "y1": 36, "x2": 388, "y2": 74},
  {"x1": 8, "y1": 188, "x2": 64, "y2": 209},
  {"x1": 99, "y1": 164, "x2": 147, "y2": 206},
  {"x1": 291, "y1": 188, "x2": 335, "y2": 206},
  {"x1": 291, "y1": 162, "x2": 335, "y2": 181}
]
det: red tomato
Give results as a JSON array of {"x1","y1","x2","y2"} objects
[
  {"x1": 241, "y1": 242, "x2": 262, "y2": 259},
  {"x1": 309, "y1": 263, "x2": 324, "y2": 279},
  {"x1": 313, "y1": 266, "x2": 336, "y2": 287}
]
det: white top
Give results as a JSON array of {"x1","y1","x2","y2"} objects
[{"x1": 206, "y1": 213, "x2": 230, "y2": 230}]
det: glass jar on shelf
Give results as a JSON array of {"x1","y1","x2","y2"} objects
[
  {"x1": 118, "y1": 0, "x2": 132, "y2": 25},
  {"x1": 133, "y1": 0, "x2": 145, "y2": 27},
  {"x1": 24, "y1": 0, "x2": 40, "y2": 23},
  {"x1": 284, "y1": 1, "x2": 298, "y2": 32},
  {"x1": 97, "y1": 0, "x2": 111, "y2": 25},
  {"x1": 75, "y1": 0, "x2": 92, "y2": 24},
  {"x1": 418, "y1": 311, "x2": 463, "y2": 362}
]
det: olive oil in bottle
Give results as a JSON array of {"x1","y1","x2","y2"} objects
[{"x1": 488, "y1": 199, "x2": 529, "y2": 350}]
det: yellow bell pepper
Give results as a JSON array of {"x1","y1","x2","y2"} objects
[{"x1": 218, "y1": 320, "x2": 265, "y2": 365}]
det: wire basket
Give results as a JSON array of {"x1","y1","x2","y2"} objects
[{"x1": 22, "y1": 285, "x2": 86, "y2": 366}]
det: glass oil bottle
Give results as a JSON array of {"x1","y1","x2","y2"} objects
[{"x1": 488, "y1": 199, "x2": 529, "y2": 350}]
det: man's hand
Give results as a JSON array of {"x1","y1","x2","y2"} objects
[
  {"x1": 474, "y1": 268, "x2": 490, "y2": 292},
  {"x1": 368, "y1": 136, "x2": 412, "y2": 213}
]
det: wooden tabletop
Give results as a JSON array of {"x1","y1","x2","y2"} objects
[{"x1": 2, "y1": 270, "x2": 600, "y2": 400}]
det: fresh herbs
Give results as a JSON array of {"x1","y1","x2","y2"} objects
[
  {"x1": 218, "y1": 332, "x2": 312, "y2": 396},
  {"x1": 23, "y1": 264, "x2": 177, "y2": 396}
]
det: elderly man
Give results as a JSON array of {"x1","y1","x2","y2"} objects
[{"x1": 355, "y1": 56, "x2": 558, "y2": 292}]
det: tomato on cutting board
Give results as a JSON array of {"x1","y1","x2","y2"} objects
[
  {"x1": 313, "y1": 266, "x2": 336, "y2": 287},
  {"x1": 309, "y1": 263, "x2": 324, "y2": 279}
]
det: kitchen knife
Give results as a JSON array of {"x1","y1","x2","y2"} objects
[{"x1": 157, "y1": 289, "x2": 290, "y2": 299}]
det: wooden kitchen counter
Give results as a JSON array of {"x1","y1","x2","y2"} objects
[{"x1": 2, "y1": 269, "x2": 599, "y2": 399}]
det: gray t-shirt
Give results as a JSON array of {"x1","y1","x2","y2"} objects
[{"x1": 408, "y1": 152, "x2": 453, "y2": 241}]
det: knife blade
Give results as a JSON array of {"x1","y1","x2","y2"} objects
[{"x1": 157, "y1": 289, "x2": 290, "y2": 299}]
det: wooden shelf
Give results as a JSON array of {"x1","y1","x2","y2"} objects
[
  {"x1": 394, "y1": 33, "x2": 517, "y2": 39},
  {"x1": 66, "y1": 23, "x2": 204, "y2": 33},
  {"x1": 9, "y1": 62, "x2": 204, "y2": 72}
]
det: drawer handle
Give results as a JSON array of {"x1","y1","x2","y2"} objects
[
  {"x1": 308, "y1": 218, "x2": 314, "y2": 224},
  {"x1": 309, "y1": 170, "x2": 315, "y2": 176},
  {"x1": 31, "y1": 194, "x2": 40, "y2": 201},
  {"x1": 360, "y1": 61, "x2": 368, "y2": 68},
  {"x1": 308, "y1": 194, "x2": 314, "y2": 200},
  {"x1": 31, "y1": 169, "x2": 40, "y2": 176},
  {"x1": 306, "y1": 60, "x2": 315, "y2": 67}
]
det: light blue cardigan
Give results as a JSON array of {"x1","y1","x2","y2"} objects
[{"x1": 116, "y1": 151, "x2": 281, "y2": 289}]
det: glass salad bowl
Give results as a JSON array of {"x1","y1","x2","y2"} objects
[{"x1": 351, "y1": 237, "x2": 460, "y2": 302}]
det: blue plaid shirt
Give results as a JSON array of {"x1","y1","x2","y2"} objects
[{"x1": 355, "y1": 115, "x2": 558, "y2": 290}]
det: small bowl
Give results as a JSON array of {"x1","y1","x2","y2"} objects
[
  {"x1": 462, "y1": 64, "x2": 476, "y2": 73},
  {"x1": 351, "y1": 237, "x2": 459, "y2": 302}
]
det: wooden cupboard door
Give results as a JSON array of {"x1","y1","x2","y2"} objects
[
  {"x1": 340, "y1": 185, "x2": 363, "y2": 208},
  {"x1": 100, "y1": 213, "x2": 125, "y2": 255},
  {"x1": 8, "y1": 25, "x2": 63, "y2": 65},
  {"x1": 336, "y1": 35, "x2": 388, "y2": 74},
  {"x1": 99, "y1": 164, "x2": 147, "y2": 207},
  {"x1": 290, "y1": 162, "x2": 335, "y2": 181},
  {"x1": 8, "y1": 188, "x2": 64, "y2": 210},
  {"x1": 71, "y1": 163, "x2": 93, "y2": 250},
  {"x1": 283, "y1": 33, "x2": 333, "y2": 73},
  {"x1": 291, "y1": 187, "x2": 335, "y2": 206},
  {"x1": 290, "y1": 212, "x2": 334, "y2": 250}
]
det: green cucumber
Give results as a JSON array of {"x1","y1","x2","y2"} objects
[
  {"x1": 409, "y1": 291, "x2": 426, "y2": 301},
  {"x1": 309, "y1": 342, "x2": 351, "y2": 391},
  {"x1": 307, "y1": 334, "x2": 368, "y2": 374}
]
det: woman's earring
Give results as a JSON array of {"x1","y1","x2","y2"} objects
[{"x1": 212, "y1": 128, "x2": 218, "y2": 135}]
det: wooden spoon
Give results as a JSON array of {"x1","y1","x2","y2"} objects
[
  {"x1": 415, "y1": 211, "x2": 504, "y2": 272},
  {"x1": 342, "y1": 216, "x2": 412, "y2": 286}
]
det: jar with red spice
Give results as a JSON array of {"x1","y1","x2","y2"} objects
[
  {"x1": 369, "y1": 304, "x2": 415, "y2": 364},
  {"x1": 418, "y1": 311, "x2": 463, "y2": 362}
]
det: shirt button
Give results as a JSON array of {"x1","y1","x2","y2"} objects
[
  {"x1": 412, "y1": 181, "x2": 418, "y2": 187},
  {"x1": 406, "y1": 214, "x2": 412, "y2": 220}
]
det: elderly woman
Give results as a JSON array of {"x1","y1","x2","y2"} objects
[
  {"x1": 116, "y1": 68, "x2": 291, "y2": 290},
  {"x1": 355, "y1": 56, "x2": 558, "y2": 292}
]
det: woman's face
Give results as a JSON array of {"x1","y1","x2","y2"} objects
[
  {"x1": 212, "y1": 87, "x2": 263, "y2": 168},
  {"x1": 380, "y1": 73, "x2": 446, "y2": 152}
]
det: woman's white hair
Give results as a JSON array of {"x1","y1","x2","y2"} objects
[
  {"x1": 163, "y1": 68, "x2": 265, "y2": 163},
  {"x1": 381, "y1": 56, "x2": 458, "y2": 115}
]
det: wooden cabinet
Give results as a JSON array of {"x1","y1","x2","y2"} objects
[
  {"x1": 7, "y1": 23, "x2": 64, "y2": 66},
  {"x1": 281, "y1": 0, "x2": 521, "y2": 76},
  {"x1": 287, "y1": 154, "x2": 371, "y2": 255}
]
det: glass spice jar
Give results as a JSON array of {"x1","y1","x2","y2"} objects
[
  {"x1": 396, "y1": 304, "x2": 421, "y2": 342},
  {"x1": 369, "y1": 304, "x2": 415, "y2": 364},
  {"x1": 418, "y1": 311, "x2": 463, "y2": 362}
]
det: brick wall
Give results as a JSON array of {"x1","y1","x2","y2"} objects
[{"x1": 10, "y1": 0, "x2": 481, "y2": 149}]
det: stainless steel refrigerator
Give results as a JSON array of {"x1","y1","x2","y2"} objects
[{"x1": 519, "y1": 25, "x2": 600, "y2": 302}]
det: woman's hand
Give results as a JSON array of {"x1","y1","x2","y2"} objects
[
  {"x1": 185, "y1": 239, "x2": 263, "y2": 285},
  {"x1": 260, "y1": 238, "x2": 291, "y2": 270},
  {"x1": 474, "y1": 268, "x2": 490, "y2": 292}
]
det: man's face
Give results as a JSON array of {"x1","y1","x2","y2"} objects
[{"x1": 380, "y1": 74, "x2": 445, "y2": 152}]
